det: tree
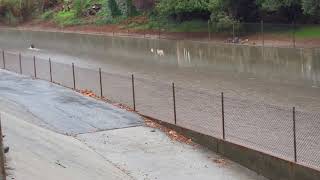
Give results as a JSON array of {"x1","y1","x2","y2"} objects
[
  {"x1": 302, "y1": 0, "x2": 320, "y2": 18},
  {"x1": 156, "y1": 0, "x2": 210, "y2": 21},
  {"x1": 257, "y1": 0, "x2": 302, "y2": 21},
  {"x1": 74, "y1": 0, "x2": 88, "y2": 17},
  {"x1": 209, "y1": 0, "x2": 259, "y2": 22},
  {"x1": 108, "y1": 0, "x2": 122, "y2": 17}
]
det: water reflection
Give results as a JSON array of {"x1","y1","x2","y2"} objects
[{"x1": 0, "y1": 29, "x2": 320, "y2": 87}]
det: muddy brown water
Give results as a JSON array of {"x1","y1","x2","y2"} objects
[
  {"x1": 0, "y1": 29, "x2": 319, "y2": 110},
  {"x1": 1, "y1": 28, "x2": 320, "y2": 169}
]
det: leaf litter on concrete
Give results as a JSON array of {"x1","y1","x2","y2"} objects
[{"x1": 79, "y1": 89, "x2": 194, "y2": 145}]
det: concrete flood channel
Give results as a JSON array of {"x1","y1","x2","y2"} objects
[
  {"x1": 1, "y1": 28, "x2": 320, "y2": 179},
  {"x1": 0, "y1": 70, "x2": 266, "y2": 180}
]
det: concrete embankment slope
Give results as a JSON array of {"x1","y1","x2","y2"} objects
[
  {"x1": 2, "y1": 112, "x2": 133, "y2": 180},
  {"x1": 0, "y1": 70, "x2": 266, "y2": 180}
]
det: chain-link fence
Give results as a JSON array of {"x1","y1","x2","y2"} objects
[{"x1": 1, "y1": 50, "x2": 320, "y2": 170}]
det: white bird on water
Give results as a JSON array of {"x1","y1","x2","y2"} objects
[{"x1": 150, "y1": 48, "x2": 164, "y2": 56}]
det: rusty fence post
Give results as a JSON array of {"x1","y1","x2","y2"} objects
[
  {"x1": 131, "y1": 74, "x2": 136, "y2": 111},
  {"x1": 19, "y1": 53, "x2": 22, "y2": 74},
  {"x1": 2, "y1": 50, "x2": 5, "y2": 69},
  {"x1": 99, "y1": 68, "x2": 103, "y2": 98},
  {"x1": 172, "y1": 82, "x2": 177, "y2": 125},
  {"x1": 33, "y1": 56, "x2": 37, "y2": 78},
  {"x1": 293, "y1": 107, "x2": 297, "y2": 163},
  {"x1": 221, "y1": 92, "x2": 225, "y2": 140},
  {"x1": 49, "y1": 58, "x2": 53, "y2": 82},
  {"x1": 72, "y1": 63, "x2": 76, "y2": 90}
]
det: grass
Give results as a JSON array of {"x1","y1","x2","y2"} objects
[
  {"x1": 166, "y1": 20, "x2": 208, "y2": 32},
  {"x1": 261, "y1": 24, "x2": 320, "y2": 39},
  {"x1": 38, "y1": 0, "x2": 110, "y2": 27},
  {"x1": 129, "y1": 19, "x2": 209, "y2": 32},
  {"x1": 294, "y1": 26, "x2": 320, "y2": 38},
  {"x1": 53, "y1": 10, "x2": 83, "y2": 26}
]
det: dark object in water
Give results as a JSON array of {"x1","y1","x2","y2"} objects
[
  {"x1": 4, "y1": 146, "x2": 9, "y2": 153},
  {"x1": 30, "y1": 44, "x2": 35, "y2": 49}
]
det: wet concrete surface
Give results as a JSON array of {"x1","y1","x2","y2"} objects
[{"x1": 0, "y1": 70, "x2": 143, "y2": 135}]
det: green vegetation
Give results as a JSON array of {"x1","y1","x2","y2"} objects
[
  {"x1": 0, "y1": 0, "x2": 319, "y2": 37},
  {"x1": 295, "y1": 26, "x2": 320, "y2": 38},
  {"x1": 53, "y1": 10, "x2": 82, "y2": 26},
  {"x1": 40, "y1": 10, "x2": 55, "y2": 20}
]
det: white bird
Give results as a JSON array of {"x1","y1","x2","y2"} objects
[{"x1": 156, "y1": 49, "x2": 164, "y2": 56}]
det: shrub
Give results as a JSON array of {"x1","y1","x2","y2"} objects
[
  {"x1": 53, "y1": 10, "x2": 82, "y2": 26},
  {"x1": 156, "y1": 0, "x2": 210, "y2": 20},
  {"x1": 210, "y1": 12, "x2": 240, "y2": 32},
  {"x1": 40, "y1": 10, "x2": 54, "y2": 20},
  {"x1": 108, "y1": 0, "x2": 122, "y2": 17}
]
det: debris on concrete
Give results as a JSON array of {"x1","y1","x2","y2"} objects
[
  {"x1": 213, "y1": 158, "x2": 228, "y2": 167},
  {"x1": 144, "y1": 118, "x2": 193, "y2": 145}
]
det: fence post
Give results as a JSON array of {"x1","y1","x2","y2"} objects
[
  {"x1": 172, "y1": 82, "x2": 177, "y2": 125},
  {"x1": 33, "y1": 56, "x2": 37, "y2": 78},
  {"x1": 0, "y1": 114, "x2": 5, "y2": 180},
  {"x1": 293, "y1": 107, "x2": 297, "y2": 163},
  {"x1": 261, "y1": 20, "x2": 264, "y2": 47},
  {"x1": 131, "y1": 74, "x2": 136, "y2": 111},
  {"x1": 158, "y1": 23, "x2": 161, "y2": 39},
  {"x1": 2, "y1": 50, "x2": 5, "y2": 69},
  {"x1": 72, "y1": 63, "x2": 76, "y2": 90},
  {"x1": 49, "y1": 58, "x2": 53, "y2": 82},
  {"x1": 208, "y1": 20, "x2": 211, "y2": 41},
  {"x1": 232, "y1": 23, "x2": 235, "y2": 40},
  {"x1": 292, "y1": 22, "x2": 296, "y2": 48},
  {"x1": 99, "y1": 68, "x2": 103, "y2": 98},
  {"x1": 19, "y1": 53, "x2": 22, "y2": 74},
  {"x1": 221, "y1": 92, "x2": 225, "y2": 140}
]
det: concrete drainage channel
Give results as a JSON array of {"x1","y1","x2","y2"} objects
[{"x1": 0, "y1": 70, "x2": 267, "y2": 180}]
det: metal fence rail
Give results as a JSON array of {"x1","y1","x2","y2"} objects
[{"x1": 1, "y1": 50, "x2": 320, "y2": 171}]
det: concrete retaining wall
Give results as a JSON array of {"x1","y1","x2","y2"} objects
[{"x1": 146, "y1": 116, "x2": 320, "y2": 180}]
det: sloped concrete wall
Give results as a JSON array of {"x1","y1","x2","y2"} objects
[{"x1": 148, "y1": 116, "x2": 320, "y2": 180}]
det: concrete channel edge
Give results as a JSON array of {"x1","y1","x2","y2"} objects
[{"x1": 141, "y1": 115, "x2": 320, "y2": 180}]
